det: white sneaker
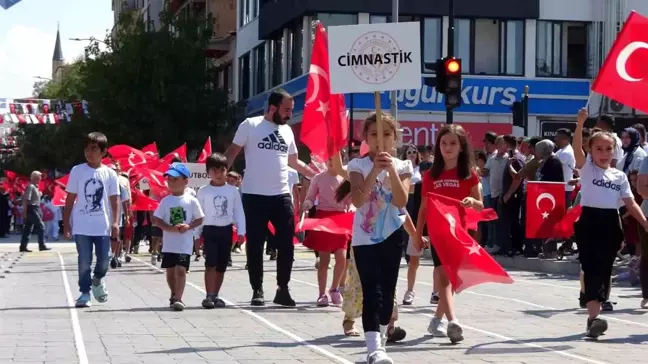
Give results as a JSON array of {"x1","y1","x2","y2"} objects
[
  {"x1": 151, "y1": 254, "x2": 157, "y2": 266},
  {"x1": 641, "y1": 299, "x2": 648, "y2": 309},
  {"x1": 402, "y1": 290, "x2": 415, "y2": 305},
  {"x1": 427, "y1": 317, "x2": 448, "y2": 337},
  {"x1": 366, "y1": 348, "x2": 393, "y2": 364}
]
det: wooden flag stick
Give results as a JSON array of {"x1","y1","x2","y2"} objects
[
  {"x1": 374, "y1": 91, "x2": 384, "y2": 152},
  {"x1": 298, "y1": 211, "x2": 306, "y2": 231}
]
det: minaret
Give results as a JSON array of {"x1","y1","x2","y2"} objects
[{"x1": 52, "y1": 23, "x2": 64, "y2": 82}]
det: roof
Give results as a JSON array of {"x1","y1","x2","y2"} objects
[{"x1": 52, "y1": 29, "x2": 63, "y2": 61}]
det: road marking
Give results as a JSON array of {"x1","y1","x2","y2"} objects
[
  {"x1": 400, "y1": 308, "x2": 611, "y2": 364},
  {"x1": 403, "y1": 277, "x2": 648, "y2": 328},
  {"x1": 284, "y1": 262, "x2": 612, "y2": 364},
  {"x1": 57, "y1": 252, "x2": 89, "y2": 364},
  {"x1": 131, "y1": 256, "x2": 354, "y2": 364}
]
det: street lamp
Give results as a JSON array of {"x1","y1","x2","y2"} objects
[
  {"x1": 34, "y1": 76, "x2": 52, "y2": 81},
  {"x1": 69, "y1": 37, "x2": 106, "y2": 44}
]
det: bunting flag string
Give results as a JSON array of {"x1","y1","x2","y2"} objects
[{"x1": 0, "y1": 98, "x2": 89, "y2": 125}]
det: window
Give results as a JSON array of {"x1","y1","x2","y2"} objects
[
  {"x1": 239, "y1": 0, "x2": 251, "y2": 27},
  {"x1": 288, "y1": 22, "x2": 303, "y2": 78},
  {"x1": 238, "y1": 53, "x2": 250, "y2": 100},
  {"x1": 253, "y1": 45, "x2": 265, "y2": 94},
  {"x1": 370, "y1": 15, "x2": 387, "y2": 24},
  {"x1": 455, "y1": 19, "x2": 524, "y2": 75},
  {"x1": 251, "y1": 0, "x2": 258, "y2": 19},
  {"x1": 269, "y1": 38, "x2": 283, "y2": 87},
  {"x1": 315, "y1": 13, "x2": 358, "y2": 29},
  {"x1": 422, "y1": 18, "x2": 442, "y2": 72},
  {"x1": 536, "y1": 21, "x2": 590, "y2": 78}
]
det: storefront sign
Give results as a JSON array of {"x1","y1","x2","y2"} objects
[
  {"x1": 185, "y1": 163, "x2": 210, "y2": 190},
  {"x1": 540, "y1": 121, "x2": 577, "y2": 140},
  {"x1": 328, "y1": 22, "x2": 422, "y2": 93},
  {"x1": 246, "y1": 75, "x2": 590, "y2": 117}
]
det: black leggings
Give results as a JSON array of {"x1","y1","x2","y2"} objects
[
  {"x1": 354, "y1": 228, "x2": 403, "y2": 332},
  {"x1": 575, "y1": 207, "x2": 622, "y2": 303}
]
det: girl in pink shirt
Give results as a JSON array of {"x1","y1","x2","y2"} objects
[{"x1": 302, "y1": 160, "x2": 349, "y2": 307}]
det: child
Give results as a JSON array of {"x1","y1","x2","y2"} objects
[
  {"x1": 152, "y1": 163, "x2": 204, "y2": 311},
  {"x1": 197, "y1": 153, "x2": 245, "y2": 309},
  {"x1": 302, "y1": 159, "x2": 348, "y2": 307},
  {"x1": 348, "y1": 112, "x2": 412, "y2": 364},
  {"x1": 415, "y1": 124, "x2": 483, "y2": 344},
  {"x1": 573, "y1": 108, "x2": 648, "y2": 338},
  {"x1": 63, "y1": 132, "x2": 120, "y2": 308}
]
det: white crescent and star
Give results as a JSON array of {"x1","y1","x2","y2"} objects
[
  {"x1": 616, "y1": 41, "x2": 648, "y2": 82},
  {"x1": 127, "y1": 152, "x2": 146, "y2": 167},
  {"x1": 444, "y1": 213, "x2": 482, "y2": 256},
  {"x1": 536, "y1": 192, "x2": 556, "y2": 219}
]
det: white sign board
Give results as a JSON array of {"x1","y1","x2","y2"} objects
[
  {"x1": 186, "y1": 162, "x2": 210, "y2": 190},
  {"x1": 328, "y1": 22, "x2": 422, "y2": 94}
]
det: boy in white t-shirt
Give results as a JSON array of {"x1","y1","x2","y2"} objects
[
  {"x1": 153, "y1": 163, "x2": 204, "y2": 311},
  {"x1": 63, "y1": 132, "x2": 120, "y2": 308},
  {"x1": 197, "y1": 153, "x2": 245, "y2": 308}
]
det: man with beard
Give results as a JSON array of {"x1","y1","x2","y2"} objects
[{"x1": 225, "y1": 89, "x2": 316, "y2": 307}]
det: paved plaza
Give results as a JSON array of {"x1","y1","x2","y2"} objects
[{"x1": 0, "y1": 238, "x2": 647, "y2": 364}]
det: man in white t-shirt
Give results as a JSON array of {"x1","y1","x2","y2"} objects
[
  {"x1": 224, "y1": 89, "x2": 316, "y2": 307},
  {"x1": 554, "y1": 128, "x2": 576, "y2": 205},
  {"x1": 63, "y1": 132, "x2": 120, "y2": 308},
  {"x1": 595, "y1": 114, "x2": 624, "y2": 168}
]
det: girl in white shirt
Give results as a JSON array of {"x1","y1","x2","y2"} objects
[
  {"x1": 574, "y1": 108, "x2": 648, "y2": 339},
  {"x1": 348, "y1": 112, "x2": 412, "y2": 364}
]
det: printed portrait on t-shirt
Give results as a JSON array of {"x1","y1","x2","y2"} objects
[
  {"x1": 212, "y1": 195, "x2": 227, "y2": 219},
  {"x1": 82, "y1": 178, "x2": 104, "y2": 214},
  {"x1": 169, "y1": 206, "x2": 186, "y2": 225}
]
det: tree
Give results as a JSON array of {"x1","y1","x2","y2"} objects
[{"x1": 11, "y1": 7, "x2": 235, "y2": 173}]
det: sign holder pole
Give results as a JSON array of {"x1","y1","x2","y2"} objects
[
  {"x1": 374, "y1": 92, "x2": 384, "y2": 152},
  {"x1": 446, "y1": 0, "x2": 455, "y2": 124}
]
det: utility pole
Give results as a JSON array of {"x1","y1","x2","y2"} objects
[
  {"x1": 446, "y1": 0, "x2": 455, "y2": 124},
  {"x1": 390, "y1": 0, "x2": 399, "y2": 124}
]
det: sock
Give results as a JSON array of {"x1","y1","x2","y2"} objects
[
  {"x1": 379, "y1": 325, "x2": 388, "y2": 339},
  {"x1": 365, "y1": 331, "x2": 381, "y2": 353}
]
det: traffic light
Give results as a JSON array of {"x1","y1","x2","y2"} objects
[
  {"x1": 511, "y1": 101, "x2": 524, "y2": 127},
  {"x1": 435, "y1": 57, "x2": 462, "y2": 109}
]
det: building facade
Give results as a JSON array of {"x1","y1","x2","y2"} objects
[{"x1": 234, "y1": 0, "x2": 648, "y2": 146}]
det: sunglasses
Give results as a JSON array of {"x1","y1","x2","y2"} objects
[{"x1": 406, "y1": 150, "x2": 417, "y2": 155}]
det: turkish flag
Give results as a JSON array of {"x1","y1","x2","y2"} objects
[
  {"x1": 197, "y1": 137, "x2": 211, "y2": 163},
  {"x1": 55, "y1": 174, "x2": 69, "y2": 187},
  {"x1": 51, "y1": 185, "x2": 67, "y2": 207},
  {"x1": 161, "y1": 144, "x2": 187, "y2": 164},
  {"x1": 297, "y1": 211, "x2": 354, "y2": 235},
  {"x1": 426, "y1": 193, "x2": 513, "y2": 293},
  {"x1": 300, "y1": 22, "x2": 348, "y2": 161},
  {"x1": 592, "y1": 11, "x2": 648, "y2": 113},
  {"x1": 525, "y1": 181, "x2": 566, "y2": 239},
  {"x1": 107, "y1": 145, "x2": 148, "y2": 169},
  {"x1": 141, "y1": 142, "x2": 159, "y2": 160},
  {"x1": 131, "y1": 188, "x2": 159, "y2": 211},
  {"x1": 551, "y1": 204, "x2": 582, "y2": 239}
]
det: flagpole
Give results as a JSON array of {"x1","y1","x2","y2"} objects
[
  {"x1": 374, "y1": 92, "x2": 384, "y2": 152},
  {"x1": 298, "y1": 211, "x2": 306, "y2": 231}
]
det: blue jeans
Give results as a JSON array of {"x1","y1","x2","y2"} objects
[{"x1": 75, "y1": 235, "x2": 111, "y2": 294}]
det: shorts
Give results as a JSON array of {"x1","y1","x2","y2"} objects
[
  {"x1": 406, "y1": 236, "x2": 424, "y2": 257},
  {"x1": 161, "y1": 253, "x2": 191, "y2": 270},
  {"x1": 203, "y1": 225, "x2": 233, "y2": 273},
  {"x1": 151, "y1": 226, "x2": 163, "y2": 237}
]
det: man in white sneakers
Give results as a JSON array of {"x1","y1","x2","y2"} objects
[{"x1": 225, "y1": 89, "x2": 315, "y2": 306}]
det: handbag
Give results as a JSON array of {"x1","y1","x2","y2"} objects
[{"x1": 342, "y1": 248, "x2": 363, "y2": 319}]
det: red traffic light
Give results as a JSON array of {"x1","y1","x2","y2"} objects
[{"x1": 445, "y1": 59, "x2": 460, "y2": 74}]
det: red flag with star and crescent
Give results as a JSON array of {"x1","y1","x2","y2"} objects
[
  {"x1": 592, "y1": 11, "x2": 648, "y2": 113},
  {"x1": 197, "y1": 137, "x2": 212, "y2": 163},
  {"x1": 426, "y1": 193, "x2": 513, "y2": 293},
  {"x1": 107, "y1": 145, "x2": 148, "y2": 171},
  {"x1": 161, "y1": 144, "x2": 187, "y2": 164},
  {"x1": 51, "y1": 185, "x2": 68, "y2": 207},
  {"x1": 525, "y1": 181, "x2": 567, "y2": 239},
  {"x1": 300, "y1": 22, "x2": 348, "y2": 161},
  {"x1": 131, "y1": 188, "x2": 160, "y2": 211},
  {"x1": 141, "y1": 142, "x2": 159, "y2": 160}
]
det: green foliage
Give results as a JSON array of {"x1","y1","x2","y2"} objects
[{"x1": 9, "y1": 7, "x2": 236, "y2": 174}]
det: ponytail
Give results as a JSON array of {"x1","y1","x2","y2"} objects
[{"x1": 335, "y1": 180, "x2": 351, "y2": 202}]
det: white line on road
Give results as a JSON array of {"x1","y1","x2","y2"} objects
[
  {"x1": 404, "y1": 277, "x2": 648, "y2": 328},
  {"x1": 400, "y1": 308, "x2": 611, "y2": 364},
  {"x1": 131, "y1": 256, "x2": 354, "y2": 364},
  {"x1": 57, "y1": 252, "x2": 89, "y2": 364},
  {"x1": 267, "y1": 263, "x2": 612, "y2": 364}
]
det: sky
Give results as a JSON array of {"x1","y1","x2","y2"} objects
[{"x1": 0, "y1": 0, "x2": 114, "y2": 98}]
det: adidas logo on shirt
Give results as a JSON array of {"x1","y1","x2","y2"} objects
[
  {"x1": 591, "y1": 178, "x2": 621, "y2": 191},
  {"x1": 257, "y1": 130, "x2": 288, "y2": 152}
]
